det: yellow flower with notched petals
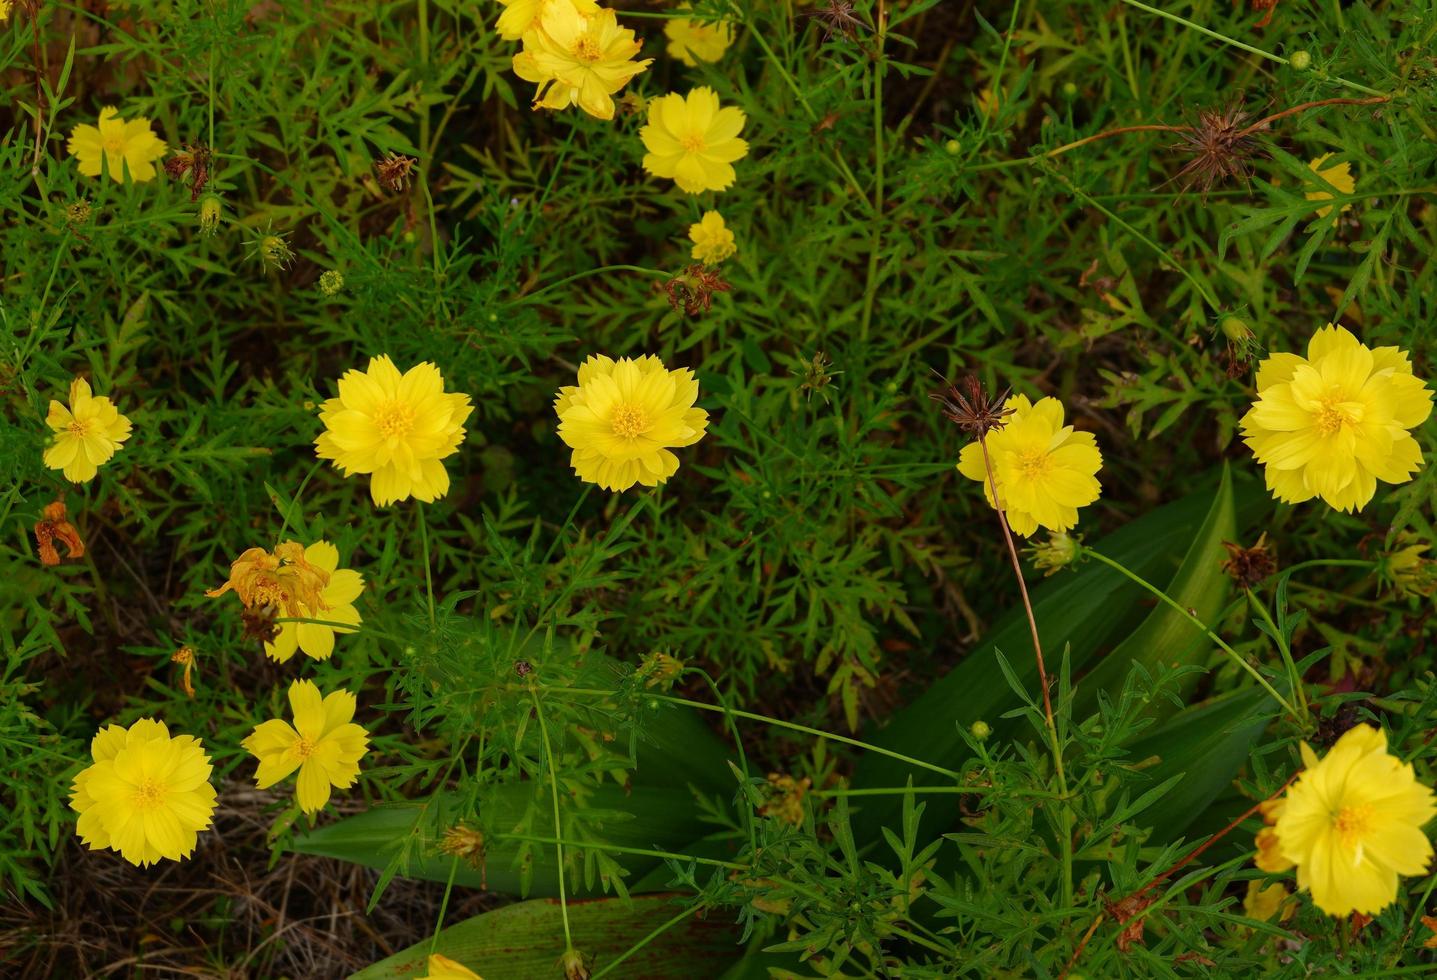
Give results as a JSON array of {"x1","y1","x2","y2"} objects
[
  {"x1": 495, "y1": 0, "x2": 596, "y2": 41},
  {"x1": 554, "y1": 354, "x2": 709, "y2": 492},
  {"x1": 242, "y1": 679, "x2": 370, "y2": 814},
  {"x1": 263, "y1": 541, "x2": 363, "y2": 663},
  {"x1": 640, "y1": 87, "x2": 748, "y2": 194},
  {"x1": 665, "y1": 8, "x2": 733, "y2": 67},
  {"x1": 314, "y1": 354, "x2": 473, "y2": 507},
  {"x1": 43, "y1": 377, "x2": 133, "y2": 483},
  {"x1": 956, "y1": 395, "x2": 1102, "y2": 537},
  {"x1": 513, "y1": 5, "x2": 651, "y2": 121},
  {"x1": 1241, "y1": 324, "x2": 1432, "y2": 512},
  {"x1": 70, "y1": 719, "x2": 217, "y2": 867},
  {"x1": 688, "y1": 210, "x2": 735, "y2": 265},
  {"x1": 66, "y1": 107, "x2": 167, "y2": 183},
  {"x1": 1270, "y1": 724, "x2": 1435, "y2": 917},
  {"x1": 1306, "y1": 153, "x2": 1356, "y2": 222},
  {"x1": 419, "y1": 954, "x2": 485, "y2": 980}
]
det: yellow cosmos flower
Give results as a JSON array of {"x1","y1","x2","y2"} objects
[
  {"x1": 314, "y1": 354, "x2": 473, "y2": 507},
  {"x1": 420, "y1": 954, "x2": 485, "y2": 980},
  {"x1": 1271, "y1": 724, "x2": 1436, "y2": 917},
  {"x1": 513, "y1": 5, "x2": 651, "y2": 121},
  {"x1": 1241, "y1": 324, "x2": 1432, "y2": 512},
  {"x1": 688, "y1": 210, "x2": 736, "y2": 265},
  {"x1": 664, "y1": 8, "x2": 734, "y2": 67},
  {"x1": 554, "y1": 354, "x2": 709, "y2": 492},
  {"x1": 956, "y1": 395, "x2": 1102, "y2": 537},
  {"x1": 1242, "y1": 880, "x2": 1293, "y2": 923},
  {"x1": 640, "y1": 87, "x2": 749, "y2": 194},
  {"x1": 263, "y1": 541, "x2": 363, "y2": 663},
  {"x1": 1254, "y1": 797, "x2": 1294, "y2": 873},
  {"x1": 495, "y1": 0, "x2": 596, "y2": 41},
  {"x1": 66, "y1": 106, "x2": 167, "y2": 183},
  {"x1": 43, "y1": 376, "x2": 133, "y2": 483},
  {"x1": 1306, "y1": 153, "x2": 1356, "y2": 222},
  {"x1": 0, "y1": 1, "x2": 12, "y2": 22},
  {"x1": 70, "y1": 719, "x2": 217, "y2": 867},
  {"x1": 242, "y1": 679, "x2": 370, "y2": 814},
  {"x1": 206, "y1": 541, "x2": 331, "y2": 618}
]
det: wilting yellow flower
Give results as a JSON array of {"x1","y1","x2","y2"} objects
[
  {"x1": 1270, "y1": 724, "x2": 1436, "y2": 917},
  {"x1": 688, "y1": 210, "x2": 735, "y2": 265},
  {"x1": 242, "y1": 679, "x2": 370, "y2": 814},
  {"x1": 1306, "y1": 154, "x2": 1356, "y2": 222},
  {"x1": 956, "y1": 395, "x2": 1102, "y2": 537},
  {"x1": 1254, "y1": 797, "x2": 1294, "y2": 873},
  {"x1": 263, "y1": 541, "x2": 363, "y2": 663},
  {"x1": 66, "y1": 106, "x2": 167, "y2": 183},
  {"x1": 419, "y1": 953, "x2": 485, "y2": 980},
  {"x1": 1242, "y1": 879, "x2": 1293, "y2": 923},
  {"x1": 43, "y1": 377, "x2": 133, "y2": 483},
  {"x1": 640, "y1": 87, "x2": 748, "y2": 194},
  {"x1": 495, "y1": 0, "x2": 596, "y2": 41},
  {"x1": 553, "y1": 354, "x2": 708, "y2": 491},
  {"x1": 314, "y1": 354, "x2": 473, "y2": 506},
  {"x1": 513, "y1": 5, "x2": 651, "y2": 120},
  {"x1": 70, "y1": 719, "x2": 217, "y2": 867},
  {"x1": 1241, "y1": 325, "x2": 1432, "y2": 512},
  {"x1": 206, "y1": 541, "x2": 331, "y2": 618},
  {"x1": 665, "y1": 8, "x2": 733, "y2": 66}
]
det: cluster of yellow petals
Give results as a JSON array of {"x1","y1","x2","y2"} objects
[
  {"x1": 263, "y1": 541, "x2": 364, "y2": 663},
  {"x1": 70, "y1": 719, "x2": 218, "y2": 867},
  {"x1": 43, "y1": 377, "x2": 133, "y2": 483},
  {"x1": 510, "y1": 2, "x2": 650, "y2": 120},
  {"x1": 66, "y1": 106, "x2": 167, "y2": 183},
  {"x1": 205, "y1": 540, "x2": 331, "y2": 618},
  {"x1": 1241, "y1": 325, "x2": 1432, "y2": 513},
  {"x1": 242, "y1": 679, "x2": 370, "y2": 814},
  {"x1": 1257, "y1": 724, "x2": 1435, "y2": 917},
  {"x1": 640, "y1": 87, "x2": 749, "y2": 194},
  {"x1": 664, "y1": 7, "x2": 734, "y2": 67},
  {"x1": 1306, "y1": 153, "x2": 1356, "y2": 223},
  {"x1": 688, "y1": 210, "x2": 736, "y2": 265}
]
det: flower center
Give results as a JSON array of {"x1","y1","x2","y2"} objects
[
  {"x1": 132, "y1": 777, "x2": 166, "y2": 810},
  {"x1": 374, "y1": 401, "x2": 416, "y2": 439},
  {"x1": 66, "y1": 418, "x2": 93, "y2": 438},
  {"x1": 1333, "y1": 803, "x2": 1374, "y2": 852},
  {"x1": 680, "y1": 132, "x2": 707, "y2": 153},
  {"x1": 1313, "y1": 390, "x2": 1362, "y2": 436},
  {"x1": 610, "y1": 405, "x2": 650, "y2": 440},
  {"x1": 251, "y1": 579, "x2": 289, "y2": 608},
  {"x1": 1014, "y1": 450, "x2": 1051, "y2": 480},
  {"x1": 103, "y1": 136, "x2": 127, "y2": 153},
  {"x1": 575, "y1": 35, "x2": 602, "y2": 62},
  {"x1": 294, "y1": 737, "x2": 317, "y2": 759}
]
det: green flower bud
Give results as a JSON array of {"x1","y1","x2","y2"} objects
[
  {"x1": 944, "y1": 138, "x2": 960, "y2": 155},
  {"x1": 1289, "y1": 50, "x2": 1312, "y2": 71},
  {"x1": 1062, "y1": 81, "x2": 1078, "y2": 99},
  {"x1": 970, "y1": 720, "x2": 992, "y2": 741},
  {"x1": 1221, "y1": 316, "x2": 1254, "y2": 343},
  {"x1": 197, "y1": 194, "x2": 222, "y2": 237},
  {"x1": 318, "y1": 269, "x2": 345, "y2": 296}
]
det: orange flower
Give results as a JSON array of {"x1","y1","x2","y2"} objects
[
  {"x1": 205, "y1": 541, "x2": 330, "y2": 617},
  {"x1": 34, "y1": 499, "x2": 85, "y2": 566}
]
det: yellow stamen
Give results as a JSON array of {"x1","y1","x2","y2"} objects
[
  {"x1": 374, "y1": 401, "x2": 417, "y2": 438},
  {"x1": 611, "y1": 405, "x2": 650, "y2": 439}
]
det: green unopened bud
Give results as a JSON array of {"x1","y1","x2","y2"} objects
[
  {"x1": 1289, "y1": 50, "x2": 1312, "y2": 71},
  {"x1": 970, "y1": 720, "x2": 992, "y2": 741},
  {"x1": 1062, "y1": 81, "x2": 1078, "y2": 99},
  {"x1": 1220, "y1": 316, "x2": 1253, "y2": 342},
  {"x1": 246, "y1": 227, "x2": 294, "y2": 271},
  {"x1": 1028, "y1": 531, "x2": 1082, "y2": 576},
  {"x1": 319, "y1": 269, "x2": 344, "y2": 296},
  {"x1": 197, "y1": 194, "x2": 222, "y2": 237},
  {"x1": 944, "y1": 138, "x2": 960, "y2": 155},
  {"x1": 559, "y1": 948, "x2": 592, "y2": 980}
]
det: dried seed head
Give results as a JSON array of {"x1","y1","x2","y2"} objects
[
  {"x1": 805, "y1": 0, "x2": 863, "y2": 41},
  {"x1": 1221, "y1": 533, "x2": 1276, "y2": 589},
  {"x1": 165, "y1": 143, "x2": 213, "y2": 200},
  {"x1": 240, "y1": 605, "x2": 281, "y2": 644},
  {"x1": 928, "y1": 374, "x2": 1013, "y2": 439},
  {"x1": 665, "y1": 265, "x2": 732, "y2": 317},
  {"x1": 1172, "y1": 102, "x2": 1262, "y2": 194},
  {"x1": 438, "y1": 825, "x2": 487, "y2": 868},
  {"x1": 375, "y1": 153, "x2": 417, "y2": 191}
]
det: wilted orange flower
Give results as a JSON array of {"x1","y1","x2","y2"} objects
[
  {"x1": 205, "y1": 541, "x2": 330, "y2": 617},
  {"x1": 34, "y1": 499, "x2": 85, "y2": 566}
]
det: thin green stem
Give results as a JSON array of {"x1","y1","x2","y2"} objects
[
  {"x1": 813, "y1": 785, "x2": 1061, "y2": 799},
  {"x1": 859, "y1": 2, "x2": 888, "y2": 342},
  {"x1": 429, "y1": 856, "x2": 460, "y2": 954},
  {"x1": 491, "y1": 832, "x2": 747, "y2": 871},
  {"x1": 1245, "y1": 587, "x2": 1310, "y2": 723},
  {"x1": 590, "y1": 903, "x2": 699, "y2": 979},
  {"x1": 691, "y1": 668, "x2": 758, "y2": 855},
  {"x1": 520, "y1": 264, "x2": 670, "y2": 303},
  {"x1": 273, "y1": 459, "x2": 326, "y2": 546},
  {"x1": 417, "y1": 503, "x2": 437, "y2": 630},
  {"x1": 1086, "y1": 550, "x2": 1301, "y2": 721},
  {"x1": 530, "y1": 689, "x2": 574, "y2": 952}
]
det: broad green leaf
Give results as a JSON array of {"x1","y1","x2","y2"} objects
[{"x1": 352, "y1": 893, "x2": 741, "y2": 979}]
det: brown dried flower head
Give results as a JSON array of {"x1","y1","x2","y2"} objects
[
  {"x1": 375, "y1": 153, "x2": 418, "y2": 191},
  {"x1": 806, "y1": 0, "x2": 863, "y2": 41},
  {"x1": 439, "y1": 824, "x2": 487, "y2": 869},
  {"x1": 34, "y1": 499, "x2": 85, "y2": 566},
  {"x1": 928, "y1": 374, "x2": 1013, "y2": 439},
  {"x1": 665, "y1": 264, "x2": 732, "y2": 316},
  {"x1": 240, "y1": 604, "x2": 281, "y2": 645},
  {"x1": 206, "y1": 541, "x2": 330, "y2": 617},
  {"x1": 1172, "y1": 101, "x2": 1262, "y2": 194},
  {"x1": 171, "y1": 646, "x2": 197, "y2": 697},
  {"x1": 1221, "y1": 533, "x2": 1276, "y2": 589},
  {"x1": 164, "y1": 142, "x2": 213, "y2": 201}
]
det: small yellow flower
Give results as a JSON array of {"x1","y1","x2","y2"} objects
[
  {"x1": 1271, "y1": 724, "x2": 1436, "y2": 917},
  {"x1": 664, "y1": 8, "x2": 733, "y2": 66},
  {"x1": 1254, "y1": 797, "x2": 1294, "y2": 873},
  {"x1": 66, "y1": 107, "x2": 167, "y2": 183},
  {"x1": 640, "y1": 87, "x2": 749, "y2": 194},
  {"x1": 494, "y1": 0, "x2": 596, "y2": 41},
  {"x1": 206, "y1": 541, "x2": 331, "y2": 619},
  {"x1": 0, "y1": 1, "x2": 12, "y2": 23},
  {"x1": 263, "y1": 541, "x2": 363, "y2": 663},
  {"x1": 1241, "y1": 325, "x2": 1433, "y2": 512},
  {"x1": 242, "y1": 679, "x2": 370, "y2": 814},
  {"x1": 314, "y1": 354, "x2": 473, "y2": 507},
  {"x1": 688, "y1": 210, "x2": 736, "y2": 265},
  {"x1": 43, "y1": 377, "x2": 133, "y2": 483},
  {"x1": 513, "y1": 5, "x2": 651, "y2": 121},
  {"x1": 956, "y1": 395, "x2": 1103, "y2": 537},
  {"x1": 1306, "y1": 153, "x2": 1356, "y2": 222},
  {"x1": 419, "y1": 954, "x2": 485, "y2": 980},
  {"x1": 1242, "y1": 880, "x2": 1293, "y2": 923},
  {"x1": 553, "y1": 354, "x2": 708, "y2": 492},
  {"x1": 70, "y1": 719, "x2": 218, "y2": 867}
]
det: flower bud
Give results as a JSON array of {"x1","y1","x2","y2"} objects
[
  {"x1": 1028, "y1": 531, "x2": 1082, "y2": 576},
  {"x1": 197, "y1": 194, "x2": 222, "y2": 237},
  {"x1": 319, "y1": 269, "x2": 344, "y2": 296},
  {"x1": 970, "y1": 720, "x2": 992, "y2": 741},
  {"x1": 944, "y1": 138, "x2": 960, "y2": 155},
  {"x1": 1289, "y1": 50, "x2": 1312, "y2": 71},
  {"x1": 1220, "y1": 316, "x2": 1254, "y2": 343},
  {"x1": 1062, "y1": 81, "x2": 1078, "y2": 99}
]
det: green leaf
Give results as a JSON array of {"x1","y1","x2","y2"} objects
[{"x1": 351, "y1": 894, "x2": 741, "y2": 979}]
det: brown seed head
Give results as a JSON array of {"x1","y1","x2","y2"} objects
[
  {"x1": 928, "y1": 374, "x2": 1013, "y2": 439},
  {"x1": 1172, "y1": 102, "x2": 1262, "y2": 194},
  {"x1": 805, "y1": 0, "x2": 863, "y2": 41},
  {"x1": 1221, "y1": 533, "x2": 1276, "y2": 588},
  {"x1": 375, "y1": 153, "x2": 417, "y2": 191},
  {"x1": 665, "y1": 265, "x2": 731, "y2": 317}
]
